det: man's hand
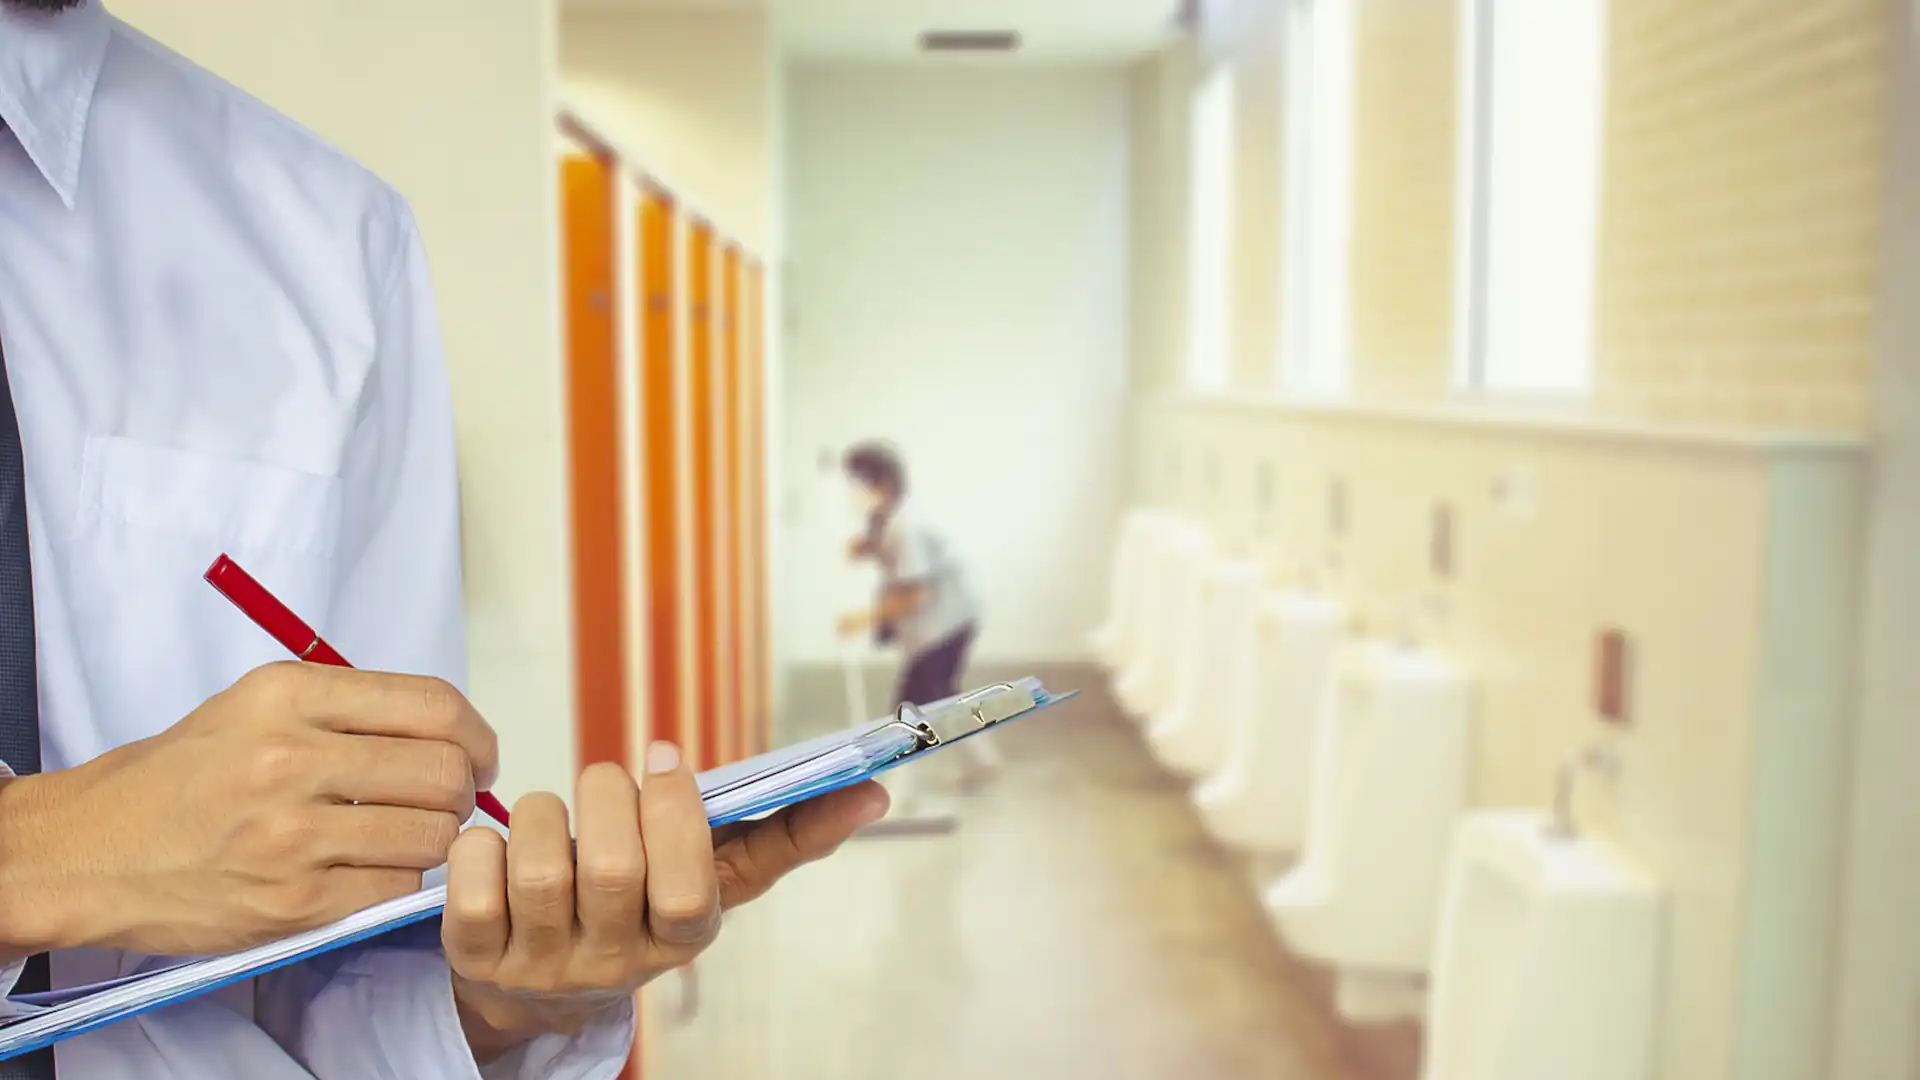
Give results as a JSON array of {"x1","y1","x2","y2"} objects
[
  {"x1": 444, "y1": 744, "x2": 888, "y2": 1061},
  {"x1": 0, "y1": 662, "x2": 497, "y2": 960}
]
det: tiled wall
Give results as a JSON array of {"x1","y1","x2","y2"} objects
[
  {"x1": 1350, "y1": 0, "x2": 1458, "y2": 403},
  {"x1": 1138, "y1": 0, "x2": 1892, "y2": 433},
  {"x1": 1595, "y1": 0, "x2": 1890, "y2": 431},
  {"x1": 1130, "y1": 397, "x2": 1862, "y2": 1080},
  {"x1": 1831, "y1": 2, "x2": 1920, "y2": 1075},
  {"x1": 1128, "y1": 42, "x2": 1195, "y2": 396}
]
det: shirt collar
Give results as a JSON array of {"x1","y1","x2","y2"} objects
[{"x1": 0, "y1": 0, "x2": 111, "y2": 208}]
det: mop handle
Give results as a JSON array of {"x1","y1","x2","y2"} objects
[{"x1": 841, "y1": 642, "x2": 871, "y2": 728}]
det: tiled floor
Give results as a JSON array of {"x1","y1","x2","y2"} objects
[{"x1": 644, "y1": 665, "x2": 1410, "y2": 1080}]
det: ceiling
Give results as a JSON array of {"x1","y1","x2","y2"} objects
[{"x1": 563, "y1": 0, "x2": 1183, "y2": 63}]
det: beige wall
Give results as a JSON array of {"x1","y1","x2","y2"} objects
[
  {"x1": 1129, "y1": 43, "x2": 1196, "y2": 395},
  {"x1": 112, "y1": 0, "x2": 578, "y2": 805},
  {"x1": 780, "y1": 67, "x2": 1132, "y2": 665},
  {"x1": 560, "y1": 10, "x2": 779, "y2": 254}
]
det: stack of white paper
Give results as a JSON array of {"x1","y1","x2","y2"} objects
[{"x1": 699, "y1": 720, "x2": 921, "y2": 825}]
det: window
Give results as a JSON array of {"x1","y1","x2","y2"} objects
[
  {"x1": 1453, "y1": 0, "x2": 1608, "y2": 395},
  {"x1": 1280, "y1": 0, "x2": 1354, "y2": 397},
  {"x1": 1186, "y1": 65, "x2": 1237, "y2": 392}
]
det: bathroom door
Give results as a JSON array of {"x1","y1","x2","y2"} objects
[
  {"x1": 743, "y1": 261, "x2": 770, "y2": 754},
  {"x1": 637, "y1": 185, "x2": 684, "y2": 755},
  {"x1": 560, "y1": 151, "x2": 630, "y2": 772},
  {"x1": 687, "y1": 223, "x2": 721, "y2": 771},
  {"x1": 721, "y1": 245, "x2": 746, "y2": 766}
]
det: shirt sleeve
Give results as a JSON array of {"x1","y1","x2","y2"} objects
[
  {"x1": 259, "y1": 938, "x2": 634, "y2": 1080},
  {"x1": 249, "y1": 197, "x2": 634, "y2": 1080},
  {"x1": 887, "y1": 518, "x2": 939, "y2": 585}
]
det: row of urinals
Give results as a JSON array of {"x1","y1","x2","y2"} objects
[{"x1": 1089, "y1": 509, "x2": 1664, "y2": 1080}]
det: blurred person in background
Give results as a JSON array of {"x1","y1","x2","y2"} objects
[
  {"x1": 0, "y1": 3, "x2": 885, "y2": 1078},
  {"x1": 836, "y1": 442, "x2": 1001, "y2": 789}
]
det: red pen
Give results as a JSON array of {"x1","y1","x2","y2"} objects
[{"x1": 204, "y1": 554, "x2": 512, "y2": 827}]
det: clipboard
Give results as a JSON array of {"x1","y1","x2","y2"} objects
[
  {"x1": 701, "y1": 678, "x2": 1066, "y2": 823},
  {"x1": 0, "y1": 677, "x2": 1071, "y2": 1061}
]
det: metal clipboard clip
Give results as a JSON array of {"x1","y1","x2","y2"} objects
[{"x1": 882, "y1": 682, "x2": 1039, "y2": 755}]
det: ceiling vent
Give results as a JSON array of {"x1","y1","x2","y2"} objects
[{"x1": 919, "y1": 30, "x2": 1022, "y2": 53}]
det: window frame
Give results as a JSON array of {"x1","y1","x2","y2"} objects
[
  {"x1": 1186, "y1": 62, "x2": 1239, "y2": 393},
  {"x1": 1279, "y1": 0, "x2": 1354, "y2": 398},
  {"x1": 1451, "y1": 0, "x2": 1610, "y2": 399}
]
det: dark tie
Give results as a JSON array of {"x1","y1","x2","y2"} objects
[{"x1": 0, "y1": 340, "x2": 54, "y2": 1079}]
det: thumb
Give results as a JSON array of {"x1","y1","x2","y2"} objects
[{"x1": 713, "y1": 783, "x2": 888, "y2": 909}]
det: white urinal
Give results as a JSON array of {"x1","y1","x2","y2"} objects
[
  {"x1": 1193, "y1": 587, "x2": 1345, "y2": 853},
  {"x1": 1107, "y1": 518, "x2": 1176, "y2": 713},
  {"x1": 1113, "y1": 518, "x2": 1167, "y2": 684},
  {"x1": 1146, "y1": 558, "x2": 1263, "y2": 778},
  {"x1": 1422, "y1": 810, "x2": 1662, "y2": 1080},
  {"x1": 1089, "y1": 508, "x2": 1168, "y2": 671},
  {"x1": 1265, "y1": 639, "x2": 1473, "y2": 1023},
  {"x1": 1113, "y1": 521, "x2": 1209, "y2": 721}
]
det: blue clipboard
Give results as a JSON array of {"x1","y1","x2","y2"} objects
[{"x1": 0, "y1": 678, "x2": 1071, "y2": 1061}]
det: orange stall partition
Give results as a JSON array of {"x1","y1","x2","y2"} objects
[
  {"x1": 721, "y1": 246, "x2": 745, "y2": 766},
  {"x1": 638, "y1": 187, "x2": 682, "y2": 753},
  {"x1": 560, "y1": 153, "x2": 629, "y2": 772},
  {"x1": 687, "y1": 224, "x2": 720, "y2": 771},
  {"x1": 743, "y1": 262, "x2": 770, "y2": 754}
]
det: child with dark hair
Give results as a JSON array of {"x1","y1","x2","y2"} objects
[{"x1": 836, "y1": 441, "x2": 1000, "y2": 787}]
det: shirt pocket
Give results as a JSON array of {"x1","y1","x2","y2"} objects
[
  {"x1": 66, "y1": 436, "x2": 345, "y2": 745},
  {"x1": 77, "y1": 435, "x2": 342, "y2": 560}
]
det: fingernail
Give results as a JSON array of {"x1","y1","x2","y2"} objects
[{"x1": 647, "y1": 741, "x2": 682, "y2": 775}]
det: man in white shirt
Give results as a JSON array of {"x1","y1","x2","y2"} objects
[{"x1": 0, "y1": 2, "x2": 888, "y2": 1077}]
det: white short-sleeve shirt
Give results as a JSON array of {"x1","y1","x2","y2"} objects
[{"x1": 878, "y1": 499, "x2": 979, "y2": 655}]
